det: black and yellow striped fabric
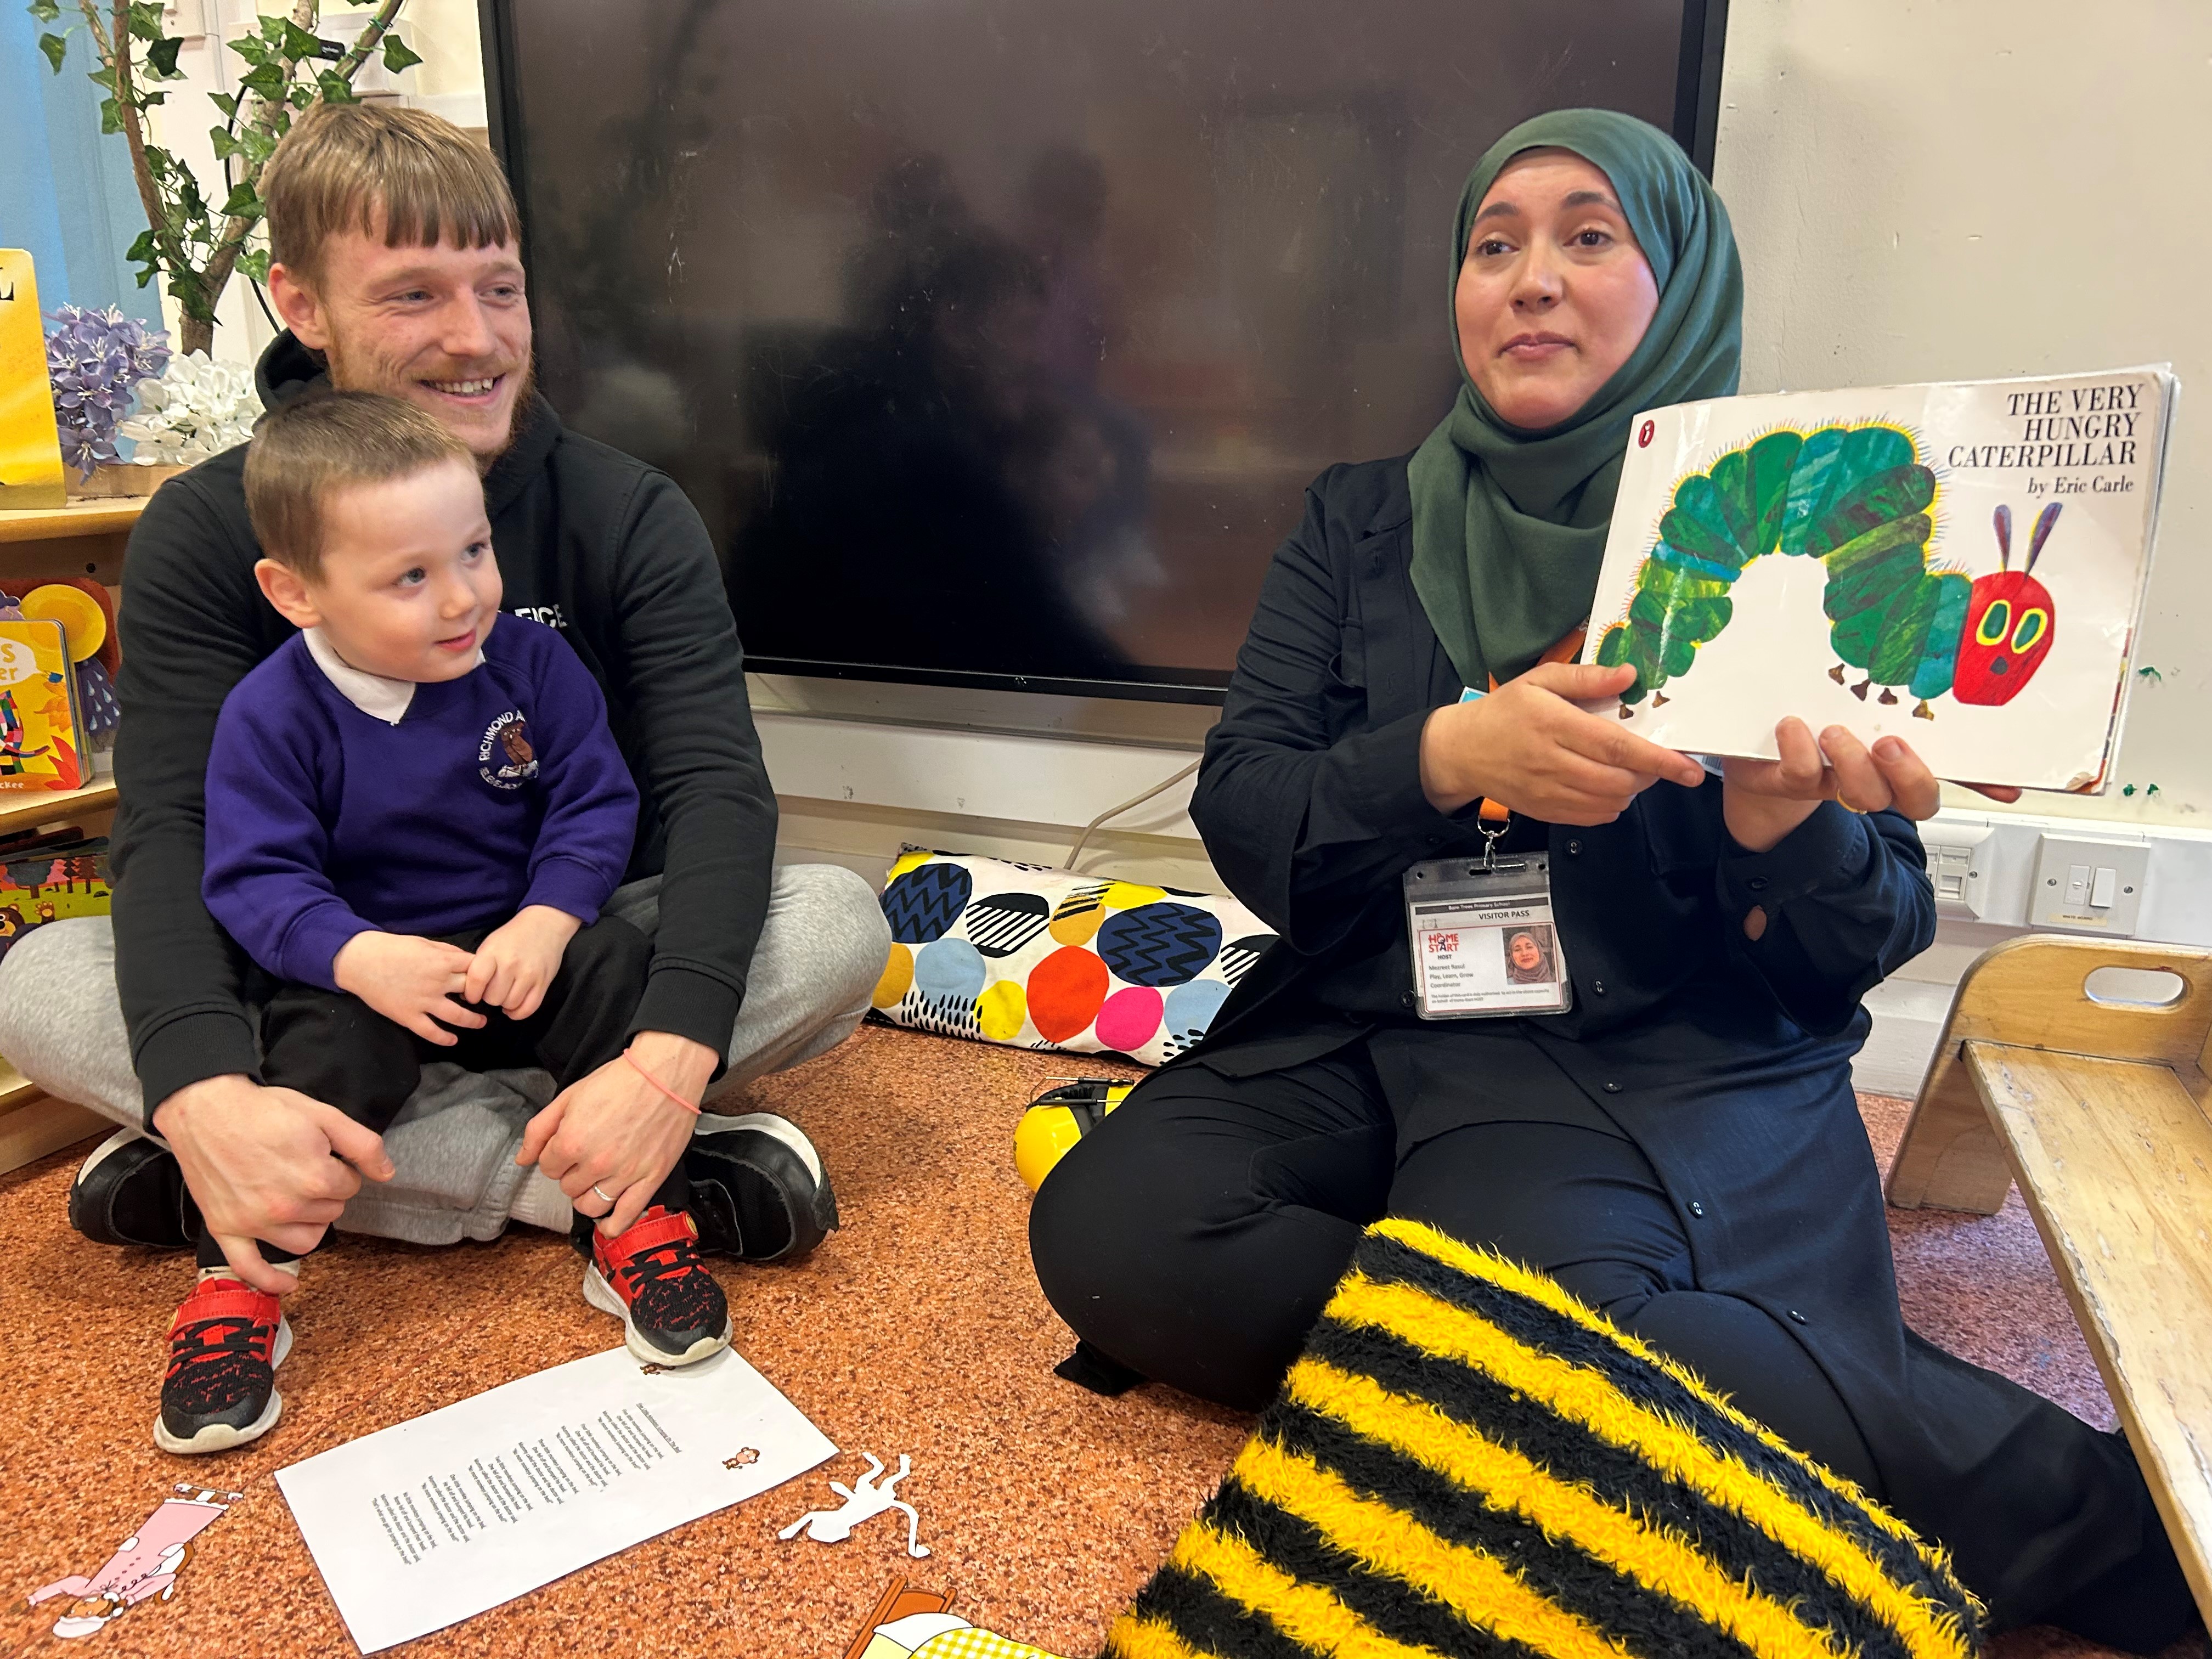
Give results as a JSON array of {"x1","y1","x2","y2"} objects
[{"x1": 1101, "y1": 1218, "x2": 1981, "y2": 1659}]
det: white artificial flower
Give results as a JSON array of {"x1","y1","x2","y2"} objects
[{"x1": 121, "y1": 351, "x2": 261, "y2": 466}]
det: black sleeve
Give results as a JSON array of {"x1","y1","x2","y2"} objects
[
  {"x1": 1191, "y1": 482, "x2": 1468, "y2": 955},
  {"x1": 110, "y1": 473, "x2": 273, "y2": 1118},
  {"x1": 1717, "y1": 802, "x2": 1935, "y2": 1036},
  {"x1": 606, "y1": 471, "x2": 778, "y2": 1063}
]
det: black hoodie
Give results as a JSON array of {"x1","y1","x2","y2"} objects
[{"x1": 110, "y1": 333, "x2": 778, "y2": 1118}]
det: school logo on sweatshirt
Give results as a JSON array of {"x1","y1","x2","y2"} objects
[{"x1": 479, "y1": 711, "x2": 539, "y2": 788}]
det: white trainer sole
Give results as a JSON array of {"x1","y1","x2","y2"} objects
[
  {"x1": 695, "y1": 1110, "x2": 826, "y2": 1186},
  {"x1": 581, "y1": 1264, "x2": 731, "y2": 1367},
  {"x1": 153, "y1": 1315, "x2": 292, "y2": 1455}
]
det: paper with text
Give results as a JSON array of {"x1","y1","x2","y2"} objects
[{"x1": 275, "y1": 1345, "x2": 836, "y2": 1652}]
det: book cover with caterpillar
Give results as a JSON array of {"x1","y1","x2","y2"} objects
[{"x1": 1582, "y1": 365, "x2": 2177, "y2": 791}]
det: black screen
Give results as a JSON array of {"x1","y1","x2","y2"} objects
[{"x1": 487, "y1": 0, "x2": 1723, "y2": 698}]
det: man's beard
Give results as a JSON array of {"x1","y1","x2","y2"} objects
[{"x1": 323, "y1": 335, "x2": 538, "y2": 463}]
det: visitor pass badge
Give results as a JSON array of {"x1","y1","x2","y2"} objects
[{"x1": 1401, "y1": 854, "x2": 1572, "y2": 1019}]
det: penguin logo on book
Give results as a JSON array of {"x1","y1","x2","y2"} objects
[{"x1": 478, "y1": 711, "x2": 539, "y2": 788}]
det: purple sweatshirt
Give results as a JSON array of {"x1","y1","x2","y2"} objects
[{"x1": 202, "y1": 616, "x2": 639, "y2": 991}]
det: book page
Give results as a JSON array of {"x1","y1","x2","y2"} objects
[
  {"x1": 275, "y1": 1345, "x2": 836, "y2": 1653},
  {"x1": 1581, "y1": 368, "x2": 2174, "y2": 791}
]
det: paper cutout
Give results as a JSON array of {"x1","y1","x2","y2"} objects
[
  {"x1": 780, "y1": 1452, "x2": 930, "y2": 1558},
  {"x1": 725, "y1": 1448, "x2": 760, "y2": 1469},
  {"x1": 26, "y1": 1483, "x2": 241, "y2": 1640},
  {"x1": 844, "y1": 1576, "x2": 1065, "y2": 1659}
]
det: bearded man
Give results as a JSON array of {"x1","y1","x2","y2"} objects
[{"x1": 0, "y1": 103, "x2": 887, "y2": 1295}]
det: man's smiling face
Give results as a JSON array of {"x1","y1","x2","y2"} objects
[{"x1": 270, "y1": 219, "x2": 533, "y2": 466}]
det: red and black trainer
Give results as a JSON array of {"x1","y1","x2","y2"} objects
[
  {"x1": 578, "y1": 1206, "x2": 731, "y2": 1366},
  {"x1": 155, "y1": 1277, "x2": 291, "y2": 1455}
]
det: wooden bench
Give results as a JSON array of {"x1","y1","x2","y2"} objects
[{"x1": 1887, "y1": 934, "x2": 2212, "y2": 1624}]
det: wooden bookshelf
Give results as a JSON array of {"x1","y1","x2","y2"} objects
[
  {"x1": 0, "y1": 778, "x2": 117, "y2": 839},
  {"x1": 0, "y1": 496, "x2": 137, "y2": 1171}
]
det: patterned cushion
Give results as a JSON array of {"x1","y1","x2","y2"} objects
[
  {"x1": 1102, "y1": 1218, "x2": 1983, "y2": 1659},
  {"x1": 871, "y1": 850, "x2": 1277, "y2": 1066}
]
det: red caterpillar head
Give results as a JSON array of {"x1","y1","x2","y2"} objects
[{"x1": 1953, "y1": 503, "x2": 2057, "y2": 707}]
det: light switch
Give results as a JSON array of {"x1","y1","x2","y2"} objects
[{"x1": 2030, "y1": 834, "x2": 2149, "y2": 934}]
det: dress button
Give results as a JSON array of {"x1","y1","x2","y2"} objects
[
  {"x1": 1426, "y1": 833, "x2": 1443, "y2": 846},
  {"x1": 1688, "y1": 1200, "x2": 1706, "y2": 1218},
  {"x1": 1400, "y1": 991, "x2": 1416, "y2": 1010},
  {"x1": 1602, "y1": 1081, "x2": 1622, "y2": 1093},
  {"x1": 1787, "y1": 1309, "x2": 1808, "y2": 1325},
  {"x1": 1593, "y1": 979, "x2": 1606, "y2": 995},
  {"x1": 1748, "y1": 877, "x2": 1769, "y2": 892},
  {"x1": 1566, "y1": 839, "x2": 1582, "y2": 855}
]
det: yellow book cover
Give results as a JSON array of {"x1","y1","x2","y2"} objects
[
  {"x1": 0, "y1": 251, "x2": 66, "y2": 511},
  {"x1": 0, "y1": 619, "x2": 84, "y2": 790}
]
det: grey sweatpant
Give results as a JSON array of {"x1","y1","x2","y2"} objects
[{"x1": 0, "y1": 864, "x2": 891, "y2": 1245}]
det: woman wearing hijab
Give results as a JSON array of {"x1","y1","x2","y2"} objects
[{"x1": 1030, "y1": 111, "x2": 2192, "y2": 1647}]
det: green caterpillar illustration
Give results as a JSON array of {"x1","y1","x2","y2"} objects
[{"x1": 1595, "y1": 424, "x2": 2045, "y2": 720}]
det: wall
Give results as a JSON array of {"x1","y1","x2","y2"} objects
[
  {"x1": 1713, "y1": 0, "x2": 2212, "y2": 827},
  {"x1": 0, "y1": 13, "x2": 165, "y2": 324}
]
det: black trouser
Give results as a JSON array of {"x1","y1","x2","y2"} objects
[
  {"x1": 1029, "y1": 1047, "x2": 2196, "y2": 1649},
  {"x1": 196, "y1": 915, "x2": 684, "y2": 1270}
]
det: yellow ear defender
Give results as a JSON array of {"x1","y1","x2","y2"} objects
[{"x1": 1014, "y1": 1077, "x2": 1136, "y2": 1192}]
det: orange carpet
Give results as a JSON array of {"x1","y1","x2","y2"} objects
[{"x1": 0, "y1": 1024, "x2": 2190, "y2": 1659}]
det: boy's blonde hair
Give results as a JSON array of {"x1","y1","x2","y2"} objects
[
  {"x1": 262, "y1": 101, "x2": 520, "y2": 287},
  {"x1": 244, "y1": 392, "x2": 475, "y2": 578}
]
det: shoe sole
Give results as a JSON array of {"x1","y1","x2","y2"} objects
[
  {"x1": 695, "y1": 1111, "x2": 825, "y2": 1185},
  {"x1": 580, "y1": 1264, "x2": 731, "y2": 1367},
  {"x1": 153, "y1": 1316, "x2": 292, "y2": 1455}
]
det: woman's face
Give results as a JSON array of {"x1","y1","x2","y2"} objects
[
  {"x1": 1455, "y1": 149, "x2": 1660, "y2": 431},
  {"x1": 1509, "y1": 932, "x2": 1544, "y2": 972}
]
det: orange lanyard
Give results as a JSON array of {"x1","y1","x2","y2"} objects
[{"x1": 1476, "y1": 626, "x2": 1586, "y2": 824}]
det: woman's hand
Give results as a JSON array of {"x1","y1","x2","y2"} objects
[
  {"x1": 1419, "y1": 661, "x2": 1705, "y2": 824},
  {"x1": 1723, "y1": 718, "x2": 2025, "y2": 851}
]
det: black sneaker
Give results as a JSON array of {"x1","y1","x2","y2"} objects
[
  {"x1": 155, "y1": 1277, "x2": 291, "y2": 1454},
  {"x1": 71, "y1": 1130, "x2": 199, "y2": 1250},
  {"x1": 577, "y1": 1206, "x2": 732, "y2": 1365},
  {"x1": 684, "y1": 1112, "x2": 839, "y2": 1264}
]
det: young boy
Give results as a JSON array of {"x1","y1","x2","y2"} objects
[{"x1": 165, "y1": 392, "x2": 730, "y2": 1455}]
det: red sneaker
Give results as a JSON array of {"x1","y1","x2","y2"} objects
[
  {"x1": 155, "y1": 1277, "x2": 291, "y2": 1454},
  {"x1": 578, "y1": 1207, "x2": 731, "y2": 1366}
]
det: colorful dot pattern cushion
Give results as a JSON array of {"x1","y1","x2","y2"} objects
[{"x1": 871, "y1": 851, "x2": 1277, "y2": 1065}]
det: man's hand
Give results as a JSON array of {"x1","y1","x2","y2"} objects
[
  {"x1": 464, "y1": 906, "x2": 582, "y2": 1019},
  {"x1": 1723, "y1": 719, "x2": 2026, "y2": 852},
  {"x1": 1419, "y1": 662, "x2": 1706, "y2": 823},
  {"x1": 333, "y1": 931, "x2": 486, "y2": 1044},
  {"x1": 153, "y1": 1072, "x2": 396, "y2": 1294},
  {"x1": 517, "y1": 1030, "x2": 717, "y2": 1235}
]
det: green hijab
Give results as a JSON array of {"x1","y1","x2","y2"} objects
[{"x1": 1407, "y1": 109, "x2": 1743, "y2": 690}]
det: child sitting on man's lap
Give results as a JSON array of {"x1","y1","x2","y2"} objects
[{"x1": 163, "y1": 392, "x2": 729, "y2": 1456}]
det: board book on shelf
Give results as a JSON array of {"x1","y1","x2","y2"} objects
[
  {"x1": 0, "y1": 834, "x2": 108, "y2": 963},
  {"x1": 0, "y1": 618, "x2": 86, "y2": 791},
  {"x1": 1582, "y1": 365, "x2": 2177, "y2": 792}
]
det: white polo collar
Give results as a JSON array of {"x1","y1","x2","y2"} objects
[{"x1": 301, "y1": 628, "x2": 484, "y2": 725}]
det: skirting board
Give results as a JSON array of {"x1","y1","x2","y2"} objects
[{"x1": 0, "y1": 1095, "x2": 106, "y2": 1176}]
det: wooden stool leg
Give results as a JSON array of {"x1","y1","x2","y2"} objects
[{"x1": 1886, "y1": 1049, "x2": 2013, "y2": 1214}]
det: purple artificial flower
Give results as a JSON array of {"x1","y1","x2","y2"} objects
[{"x1": 43, "y1": 306, "x2": 173, "y2": 481}]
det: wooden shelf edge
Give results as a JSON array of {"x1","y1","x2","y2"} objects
[
  {"x1": 0, "y1": 778, "x2": 117, "y2": 838},
  {"x1": 0, "y1": 496, "x2": 149, "y2": 544}
]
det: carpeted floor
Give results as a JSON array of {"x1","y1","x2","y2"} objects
[{"x1": 0, "y1": 1024, "x2": 2193, "y2": 1659}]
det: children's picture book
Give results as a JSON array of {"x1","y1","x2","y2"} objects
[
  {"x1": 0, "y1": 250, "x2": 68, "y2": 511},
  {"x1": 0, "y1": 834, "x2": 110, "y2": 962},
  {"x1": 0, "y1": 618, "x2": 86, "y2": 790},
  {"x1": 1582, "y1": 366, "x2": 2177, "y2": 791}
]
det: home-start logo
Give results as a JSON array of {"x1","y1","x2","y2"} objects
[{"x1": 479, "y1": 710, "x2": 539, "y2": 788}]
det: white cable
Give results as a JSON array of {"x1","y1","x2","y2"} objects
[{"x1": 1064, "y1": 758, "x2": 1203, "y2": 872}]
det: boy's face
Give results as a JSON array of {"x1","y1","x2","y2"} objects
[{"x1": 257, "y1": 459, "x2": 502, "y2": 681}]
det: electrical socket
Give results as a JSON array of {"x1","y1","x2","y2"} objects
[{"x1": 2028, "y1": 834, "x2": 2149, "y2": 935}]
